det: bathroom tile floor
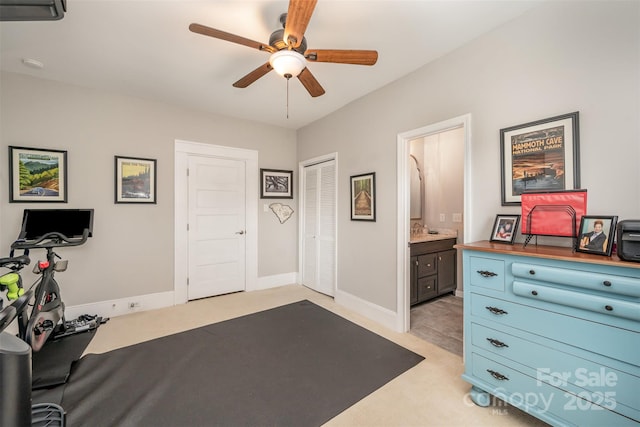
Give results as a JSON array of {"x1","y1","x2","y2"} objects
[{"x1": 410, "y1": 294, "x2": 464, "y2": 356}]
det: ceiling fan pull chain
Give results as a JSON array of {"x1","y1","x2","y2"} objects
[{"x1": 286, "y1": 74, "x2": 291, "y2": 119}]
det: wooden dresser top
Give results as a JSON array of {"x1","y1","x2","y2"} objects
[{"x1": 455, "y1": 240, "x2": 640, "y2": 270}]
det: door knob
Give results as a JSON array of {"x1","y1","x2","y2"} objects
[{"x1": 235, "y1": 230, "x2": 245, "y2": 235}]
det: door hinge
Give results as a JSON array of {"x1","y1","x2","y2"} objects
[
  {"x1": 187, "y1": 277, "x2": 189, "y2": 286},
  {"x1": 187, "y1": 223, "x2": 189, "y2": 231},
  {"x1": 186, "y1": 168, "x2": 189, "y2": 176}
]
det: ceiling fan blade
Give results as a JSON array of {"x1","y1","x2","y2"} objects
[
  {"x1": 233, "y1": 62, "x2": 273, "y2": 88},
  {"x1": 297, "y1": 67, "x2": 325, "y2": 97},
  {"x1": 305, "y1": 49, "x2": 378, "y2": 66},
  {"x1": 189, "y1": 23, "x2": 274, "y2": 53},
  {"x1": 283, "y1": 0, "x2": 317, "y2": 48}
]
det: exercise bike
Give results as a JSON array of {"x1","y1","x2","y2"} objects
[
  {"x1": 5, "y1": 229, "x2": 92, "y2": 352},
  {"x1": 1, "y1": 256, "x2": 66, "y2": 427}
]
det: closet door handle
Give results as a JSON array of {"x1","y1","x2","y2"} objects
[{"x1": 235, "y1": 230, "x2": 245, "y2": 235}]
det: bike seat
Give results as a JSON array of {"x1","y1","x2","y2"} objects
[{"x1": 0, "y1": 255, "x2": 30, "y2": 268}]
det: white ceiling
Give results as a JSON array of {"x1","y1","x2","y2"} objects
[{"x1": 0, "y1": 0, "x2": 541, "y2": 129}]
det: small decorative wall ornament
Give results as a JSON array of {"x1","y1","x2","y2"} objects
[{"x1": 270, "y1": 203, "x2": 294, "y2": 224}]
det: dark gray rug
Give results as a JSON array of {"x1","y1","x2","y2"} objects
[{"x1": 37, "y1": 300, "x2": 424, "y2": 426}]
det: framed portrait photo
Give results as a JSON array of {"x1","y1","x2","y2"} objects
[
  {"x1": 350, "y1": 172, "x2": 376, "y2": 221},
  {"x1": 115, "y1": 156, "x2": 157, "y2": 204},
  {"x1": 576, "y1": 216, "x2": 618, "y2": 256},
  {"x1": 500, "y1": 112, "x2": 580, "y2": 206},
  {"x1": 490, "y1": 214, "x2": 520, "y2": 244},
  {"x1": 9, "y1": 146, "x2": 68, "y2": 203},
  {"x1": 260, "y1": 169, "x2": 293, "y2": 199}
]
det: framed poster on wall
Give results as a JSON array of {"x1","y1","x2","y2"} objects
[{"x1": 500, "y1": 112, "x2": 580, "y2": 206}]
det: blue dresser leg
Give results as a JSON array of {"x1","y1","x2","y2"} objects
[{"x1": 470, "y1": 386, "x2": 491, "y2": 407}]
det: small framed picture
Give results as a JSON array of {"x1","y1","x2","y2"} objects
[
  {"x1": 115, "y1": 156, "x2": 157, "y2": 204},
  {"x1": 490, "y1": 214, "x2": 520, "y2": 244},
  {"x1": 260, "y1": 169, "x2": 293, "y2": 199},
  {"x1": 576, "y1": 216, "x2": 618, "y2": 256},
  {"x1": 350, "y1": 172, "x2": 376, "y2": 221},
  {"x1": 8, "y1": 146, "x2": 68, "y2": 203}
]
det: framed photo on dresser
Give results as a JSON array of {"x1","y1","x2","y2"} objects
[{"x1": 576, "y1": 215, "x2": 617, "y2": 256}]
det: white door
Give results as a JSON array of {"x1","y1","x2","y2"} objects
[
  {"x1": 302, "y1": 160, "x2": 336, "y2": 296},
  {"x1": 187, "y1": 156, "x2": 246, "y2": 300}
]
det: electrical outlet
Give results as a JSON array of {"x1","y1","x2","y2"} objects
[
  {"x1": 452, "y1": 213, "x2": 462, "y2": 223},
  {"x1": 439, "y1": 213, "x2": 446, "y2": 222}
]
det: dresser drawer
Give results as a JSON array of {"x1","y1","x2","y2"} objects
[
  {"x1": 471, "y1": 323, "x2": 640, "y2": 419},
  {"x1": 513, "y1": 280, "x2": 640, "y2": 322},
  {"x1": 512, "y1": 262, "x2": 640, "y2": 298},
  {"x1": 471, "y1": 353, "x2": 637, "y2": 426},
  {"x1": 469, "y1": 256, "x2": 505, "y2": 292},
  {"x1": 470, "y1": 293, "x2": 639, "y2": 365}
]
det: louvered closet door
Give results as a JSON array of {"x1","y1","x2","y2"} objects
[{"x1": 302, "y1": 160, "x2": 336, "y2": 296}]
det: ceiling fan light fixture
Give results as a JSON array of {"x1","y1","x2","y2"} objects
[{"x1": 269, "y1": 50, "x2": 306, "y2": 78}]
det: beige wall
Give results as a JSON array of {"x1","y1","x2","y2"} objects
[
  {"x1": 1, "y1": 1, "x2": 637, "y2": 323},
  {"x1": 297, "y1": 1, "x2": 640, "y2": 311},
  {"x1": 0, "y1": 72, "x2": 298, "y2": 306}
]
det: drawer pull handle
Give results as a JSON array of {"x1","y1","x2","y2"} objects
[
  {"x1": 605, "y1": 305, "x2": 613, "y2": 311},
  {"x1": 531, "y1": 290, "x2": 538, "y2": 296},
  {"x1": 487, "y1": 369, "x2": 509, "y2": 381},
  {"x1": 485, "y1": 306, "x2": 508, "y2": 315},
  {"x1": 529, "y1": 269, "x2": 535, "y2": 275},
  {"x1": 477, "y1": 270, "x2": 497, "y2": 278},
  {"x1": 486, "y1": 338, "x2": 509, "y2": 348},
  {"x1": 603, "y1": 280, "x2": 612, "y2": 287}
]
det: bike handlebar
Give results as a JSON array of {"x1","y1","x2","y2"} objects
[{"x1": 10, "y1": 229, "x2": 90, "y2": 251}]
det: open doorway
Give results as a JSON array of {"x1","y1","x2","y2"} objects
[{"x1": 395, "y1": 114, "x2": 471, "y2": 334}]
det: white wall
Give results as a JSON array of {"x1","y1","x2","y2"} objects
[
  {"x1": 296, "y1": 1, "x2": 640, "y2": 314},
  {"x1": 0, "y1": 72, "x2": 298, "y2": 307}
]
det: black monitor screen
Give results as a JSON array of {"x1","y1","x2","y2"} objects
[{"x1": 19, "y1": 209, "x2": 94, "y2": 240}]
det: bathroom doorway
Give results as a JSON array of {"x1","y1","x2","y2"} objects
[{"x1": 396, "y1": 114, "x2": 471, "y2": 333}]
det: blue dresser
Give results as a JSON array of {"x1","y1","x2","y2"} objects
[{"x1": 458, "y1": 241, "x2": 639, "y2": 426}]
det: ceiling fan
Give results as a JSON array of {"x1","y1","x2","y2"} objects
[{"x1": 189, "y1": 0, "x2": 378, "y2": 97}]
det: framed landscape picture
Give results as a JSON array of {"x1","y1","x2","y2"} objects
[
  {"x1": 115, "y1": 156, "x2": 157, "y2": 204},
  {"x1": 9, "y1": 146, "x2": 67, "y2": 203},
  {"x1": 350, "y1": 172, "x2": 376, "y2": 221},
  {"x1": 500, "y1": 112, "x2": 580, "y2": 206}
]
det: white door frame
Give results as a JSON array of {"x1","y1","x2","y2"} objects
[
  {"x1": 396, "y1": 114, "x2": 472, "y2": 332},
  {"x1": 174, "y1": 139, "x2": 258, "y2": 304},
  {"x1": 298, "y1": 152, "x2": 338, "y2": 291}
]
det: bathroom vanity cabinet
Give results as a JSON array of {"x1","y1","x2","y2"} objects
[
  {"x1": 457, "y1": 241, "x2": 640, "y2": 426},
  {"x1": 409, "y1": 237, "x2": 457, "y2": 305}
]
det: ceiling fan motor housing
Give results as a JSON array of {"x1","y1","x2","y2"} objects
[{"x1": 269, "y1": 28, "x2": 307, "y2": 53}]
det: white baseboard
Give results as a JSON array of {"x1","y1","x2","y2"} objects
[
  {"x1": 253, "y1": 272, "x2": 297, "y2": 291},
  {"x1": 334, "y1": 288, "x2": 400, "y2": 332},
  {"x1": 65, "y1": 291, "x2": 175, "y2": 320},
  {"x1": 65, "y1": 272, "x2": 298, "y2": 320}
]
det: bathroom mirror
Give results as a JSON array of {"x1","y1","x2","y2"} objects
[{"x1": 409, "y1": 154, "x2": 423, "y2": 220}]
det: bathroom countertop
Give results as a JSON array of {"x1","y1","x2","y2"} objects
[{"x1": 409, "y1": 232, "x2": 458, "y2": 244}]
